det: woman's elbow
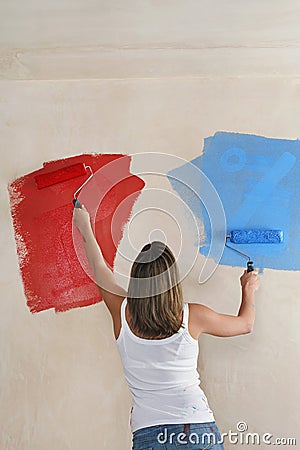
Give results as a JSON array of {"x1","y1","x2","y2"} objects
[{"x1": 243, "y1": 322, "x2": 254, "y2": 334}]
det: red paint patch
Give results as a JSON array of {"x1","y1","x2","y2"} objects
[{"x1": 8, "y1": 154, "x2": 145, "y2": 313}]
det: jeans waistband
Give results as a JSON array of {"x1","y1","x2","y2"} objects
[{"x1": 133, "y1": 421, "x2": 216, "y2": 438}]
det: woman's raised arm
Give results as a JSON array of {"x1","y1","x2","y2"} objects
[
  {"x1": 189, "y1": 270, "x2": 260, "y2": 338},
  {"x1": 73, "y1": 205, "x2": 127, "y2": 317}
]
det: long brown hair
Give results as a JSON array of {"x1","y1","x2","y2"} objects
[{"x1": 127, "y1": 241, "x2": 184, "y2": 339}]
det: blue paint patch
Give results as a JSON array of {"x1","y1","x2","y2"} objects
[{"x1": 167, "y1": 132, "x2": 300, "y2": 270}]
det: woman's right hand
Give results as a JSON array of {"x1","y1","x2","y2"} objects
[
  {"x1": 240, "y1": 269, "x2": 260, "y2": 292},
  {"x1": 73, "y1": 204, "x2": 92, "y2": 236}
]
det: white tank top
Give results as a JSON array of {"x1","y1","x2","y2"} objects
[{"x1": 116, "y1": 298, "x2": 215, "y2": 432}]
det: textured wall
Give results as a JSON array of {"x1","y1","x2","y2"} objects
[{"x1": 1, "y1": 2, "x2": 300, "y2": 449}]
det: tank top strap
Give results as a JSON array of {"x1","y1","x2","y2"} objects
[
  {"x1": 182, "y1": 302, "x2": 189, "y2": 329},
  {"x1": 121, "y1": 297, "x2": 128, "y2": 328}
]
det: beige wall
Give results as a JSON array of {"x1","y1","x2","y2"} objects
[{"x1": 1, "y1": 2, "x2": 300, "y2": 449}]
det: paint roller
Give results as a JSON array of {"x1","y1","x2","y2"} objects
[
  {"x1": 225, "y1": 229, "x2": 284, "y2": 272},
  {"x1": 34, "y1": 162, "x2": 93, "y2": 208}
]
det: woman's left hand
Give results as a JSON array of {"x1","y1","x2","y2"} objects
[{"x1": 73, "y1": 204, "x2": 92, "y2": 235}]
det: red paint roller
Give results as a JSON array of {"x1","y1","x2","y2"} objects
[{"x1": 34, "y1": 162, "x2": 93, "y2": 208}]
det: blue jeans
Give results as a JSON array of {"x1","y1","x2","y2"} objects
[{"x1": 132, "y1": 422, "x2": 225, "y2": 449}]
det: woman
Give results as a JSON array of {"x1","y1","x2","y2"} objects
[{"x1": 73, "y1": 206, "x2": 259, "y2": 449}]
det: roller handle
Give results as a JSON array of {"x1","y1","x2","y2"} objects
[
  {"x1": 247, "y1": 261, "x2": 254, "y2": 273},
  {"x1": 73, "y1": 198, "x2": 82, "y2": 208}
]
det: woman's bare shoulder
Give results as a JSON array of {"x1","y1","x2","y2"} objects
[
  {"x1": 185, "y1": 302, "x2": 209, "y2": 339},
  {"x1": 186, "y1": 302, "x2": 208, "y2": 313}
]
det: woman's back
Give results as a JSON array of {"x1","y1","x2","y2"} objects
[{"x1": 116, "y1": 298, "x2": 215, "y2": 433}]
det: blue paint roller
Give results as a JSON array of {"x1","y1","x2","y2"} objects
[{"x1": 225, "y1": 229, "x2": 284, "y2": 272}]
